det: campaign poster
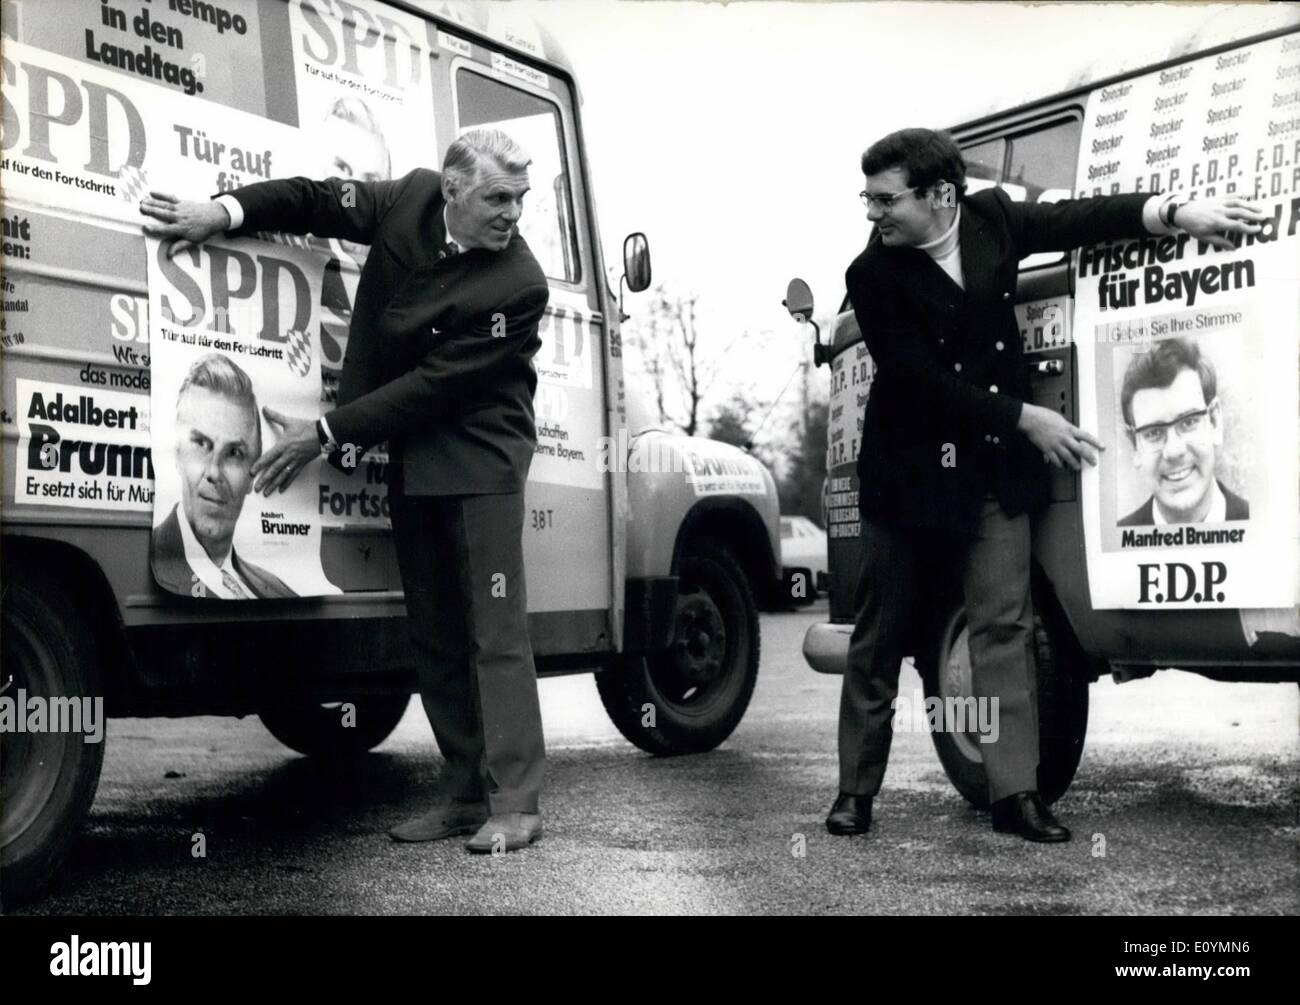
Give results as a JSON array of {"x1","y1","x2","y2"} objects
[
  {"x1": 14, "y1": 378, "x2": 153, "y2": 511},
  {"x1": 528, "y1": 290, "x2": 605, "y2": 491},
  {"x1": 286, "y1": 0, "x2": 437, "y2": 195},
  {"x1": 145, "y1": 234, "x2": 339, "y2": 599},
  {"x1": 0, "y1": 37, "x2": 310, "y2": 226},
  {"x1": 4, "y1": 0, "x2": 270, "y2": 115},
  {"x1": 1074, "y1": 34, "x2": 1300, "y2": 610}
]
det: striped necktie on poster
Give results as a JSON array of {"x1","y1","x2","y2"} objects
[{"x1": 220, "y1": 569, "x2": 252, "y2": 600}]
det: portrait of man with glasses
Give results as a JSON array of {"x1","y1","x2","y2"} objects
[{"x1": 1117, "y1": 337, "x2": 1249, "y2": 527}]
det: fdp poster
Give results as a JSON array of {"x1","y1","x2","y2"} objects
[{"x1": 1074, "y1": 34, "x2": 1300, "y2": 611}]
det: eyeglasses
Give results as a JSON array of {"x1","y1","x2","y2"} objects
[
  {"x1": 859, "y1": 188, "x2": 921, "y2": 212},
  {"x1": 1127, "y1": 403, "x2": 1215, "y2": 452}
]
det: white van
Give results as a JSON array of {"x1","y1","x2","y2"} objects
[{"x1": 0, "y1": 0, "x2": 785, "y2": 904}]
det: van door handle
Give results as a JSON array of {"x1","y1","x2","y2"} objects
[{"x1": 1027, "y1": 359, "x2": 1063, "y2": 377}]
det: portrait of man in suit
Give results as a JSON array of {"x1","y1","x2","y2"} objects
[
  {"x1": 1118, "y1": 337, "x2": 1249, "y2": 527},
  {"x1": 140, "y1": 128, "x2": 550, "y2": 854},
  {"x1": 828, "y1": 128, "x2": 1267, "y2": 845},
  {"x1": 151, "y1": 354, "x2": 297, "y2": 600}
]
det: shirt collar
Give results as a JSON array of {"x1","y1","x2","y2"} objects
[
  {"x1": 442, "y1": 206, "x2": 466, "y2": 253},
  {"x1": 1153, "y1": 478, "x2": 1226, "y2": 525},
  {"x1": 176, "y1": 504, "x2": 253, "y2": 599},
  {"x1": 917, "y1": 205, "x2": 961, "y2": 258}
]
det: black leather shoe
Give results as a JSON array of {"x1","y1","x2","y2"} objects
[
  {"x1": 825, "y1": 793, "x2": 873, "y2": 835},
  {"x1": 991, "y1": 790, "x2": 1070, "y2": 843}
]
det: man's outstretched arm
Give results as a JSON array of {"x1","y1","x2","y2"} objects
[
  {"x1": 1004, "y1": 187, "x2": 1268, "y2": 255},
  {"x1": 138, "y1": 172, "x2": 416, "y2": 257},
  {"x1": 250, "y1": 282, "x2": 550, "y2": 495}
]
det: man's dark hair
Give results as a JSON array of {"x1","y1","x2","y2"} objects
[
  {"x1": 861, "y1": 128, "x2": 968, "y2": 198},
  {"x1": 1120, "y1": 337, "x2": 1217, "y2": 428}
]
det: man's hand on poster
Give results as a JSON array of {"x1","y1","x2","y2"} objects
[
  {"x1": 252, "y1": 409, "x2": 320, "y2": 495},
  {"x1": 1017, "y1": 403, "x2": 1104, "y2": 470},
  {"x1": 138, "y1": 191, "x2": 230, "y2": 258},
  {"x1": 1173, "y1": 195, "x2": 1269, "y2": 250}
]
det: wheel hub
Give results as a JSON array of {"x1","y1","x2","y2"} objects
[{"x1": 672, "y1": 593, "x2": 726, "y2": 687}]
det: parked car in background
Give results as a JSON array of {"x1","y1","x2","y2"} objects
[{"x1": 780, "y1": 516, "x2": 828, "y2": 597}]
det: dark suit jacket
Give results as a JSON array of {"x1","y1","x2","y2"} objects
[
  {"x1": 225, "y1": 169, "x2": 549, "y2": 496},
  {"x1": 846, "y1": 187, "x2": 1152, "y2": 536},
  {"x1": 152, "y1": 505, "x2": 297, "y2": 599},
  {"x1": 1118, "y1": 481, "x2": 1250, "y2": 526}
]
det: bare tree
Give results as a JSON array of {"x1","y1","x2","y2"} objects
[{"x1": 625, "y1": 284, "x2": 742, "y2": 437}]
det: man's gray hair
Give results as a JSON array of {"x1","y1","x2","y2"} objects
[
  {"x1": 442, "y1": 128, "x2": 531, "y2": 193},
  {"x1": 176, "y1": 353, "x2": 261, "y2": 456}
]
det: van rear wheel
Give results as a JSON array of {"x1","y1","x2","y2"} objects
[
  {"x1": 597, "y1": 545, "x2": 759, "y2": 755},
  {"x1": 1, "y1": 574, "x2": 105, "y2": 907},
  {"x1": 917, "y1": 591, "x2": 1091, "y2": 809},
  {"x1": 258, "y1": 695, "x2": 411, "y2": 757}
]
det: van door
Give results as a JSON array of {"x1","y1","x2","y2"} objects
[{"x1": 445, "y1": 49, "x2": 615, "y2": 657}]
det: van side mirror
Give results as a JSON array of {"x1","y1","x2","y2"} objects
[
  {"x1": 783, "y1": 277, "x2": 830, "y2": 367},
  {"x1": 623, "y1": 233, "x2": 651, "y2": 293},
  {"x1": 783, "y1": 278, "x2": 814, "y2": 323}
]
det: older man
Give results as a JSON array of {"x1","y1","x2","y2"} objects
[
  {"x1": 152, "y1": 353, "x2": 296, "y2": 600},
  {"x1": 140, "y1": 129, "x2": 550, "y2": 853},
  {"x1": 1118, "y1": 337, "x2": 1248, "y2": 526},
  {"x1": 831, "y1": 127, "x2": 1266, "y2": 842}
]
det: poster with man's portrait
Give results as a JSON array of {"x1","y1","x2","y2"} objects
[
  {"x1": 1079, "y1": 299, "x2": 1296, "y2": 610},
  {"x1": 1095, "y1": 330, "x2": 1257, "y2": 546},
  {"x1": 145, "y1": 235, "x2": 340, "y2": 599},
  {"x1": 1072, "y1": 36, "x2": 1300, "y2": 612}
]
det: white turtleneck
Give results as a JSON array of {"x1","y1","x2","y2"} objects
[{"x1": 917, "y1": 206, "x2": 964, "y2": 289}]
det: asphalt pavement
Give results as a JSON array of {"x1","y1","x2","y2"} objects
[{"x1": 13, "y1": 600, "x2": 1299, "y2": 915}]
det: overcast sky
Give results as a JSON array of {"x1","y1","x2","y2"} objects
[{"x1": 492, "y1": 0, "x2": 1298, "y2": 423}]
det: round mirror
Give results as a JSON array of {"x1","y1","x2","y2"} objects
[{"x1": 784, "y1": 278, "x2": 814, "y2": 323}]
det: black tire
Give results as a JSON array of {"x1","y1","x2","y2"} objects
[
  {"x1": 597, "y1": 544, "x2": 760, "y2": 755},
  {"x1": 258, "y1": 694, "x2": 411, "y2": 757},
  {"x1": 1, "y1": 573, "x2": 106, "y2": 908},
  {"x1": 917, "y1": 589, "x2": 1092, "y2": 809}
]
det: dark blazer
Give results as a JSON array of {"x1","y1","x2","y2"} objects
[
  {"x1": 225, "y1": 169, "x2": 549, "y2": 496},
  {"x1": 1118, "y1": 481, "x2": 1250, "y2": 526},
  {"x1": 846, "y1": 187, "x2": 1152, "y2": 536},
  {"x1": 152, "y1": 505, "x2": 297, "y2": 599}
]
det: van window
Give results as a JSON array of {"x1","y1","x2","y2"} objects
[
  {"x1": 963, "y1": 118, "x2": 1081, "y2": 269},
  {"x1": 963, "y1": 138, "x2": 1006, "y2": 196},
  {"x1": 455, "y1": 68, "x2": 581, "y2": 284},
  {"x1": 1006, "y1": 123, "x2": 1078, "y2": 204}
]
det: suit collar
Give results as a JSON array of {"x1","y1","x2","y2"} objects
[
  {"x1": 413, "y1": 225, "x2": 526, "y2": 276},
  {"x1": 955, "y1": 195, "x2": 998, "y2": 297}
]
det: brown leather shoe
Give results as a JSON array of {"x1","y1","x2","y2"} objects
[
  {"x1": 465, "y1": 812, "x2": 543, "y2": 854},
  {"x1": 388, "y1": 801, "x2": 488, "y2": 843}
]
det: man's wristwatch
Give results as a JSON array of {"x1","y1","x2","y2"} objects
[
  {"x1": 1160, "y1": 193, "x2": 1189, "y2": 230},
  {"x1": 315, "y1": 418, "x2": 331, "y2": 454}
]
